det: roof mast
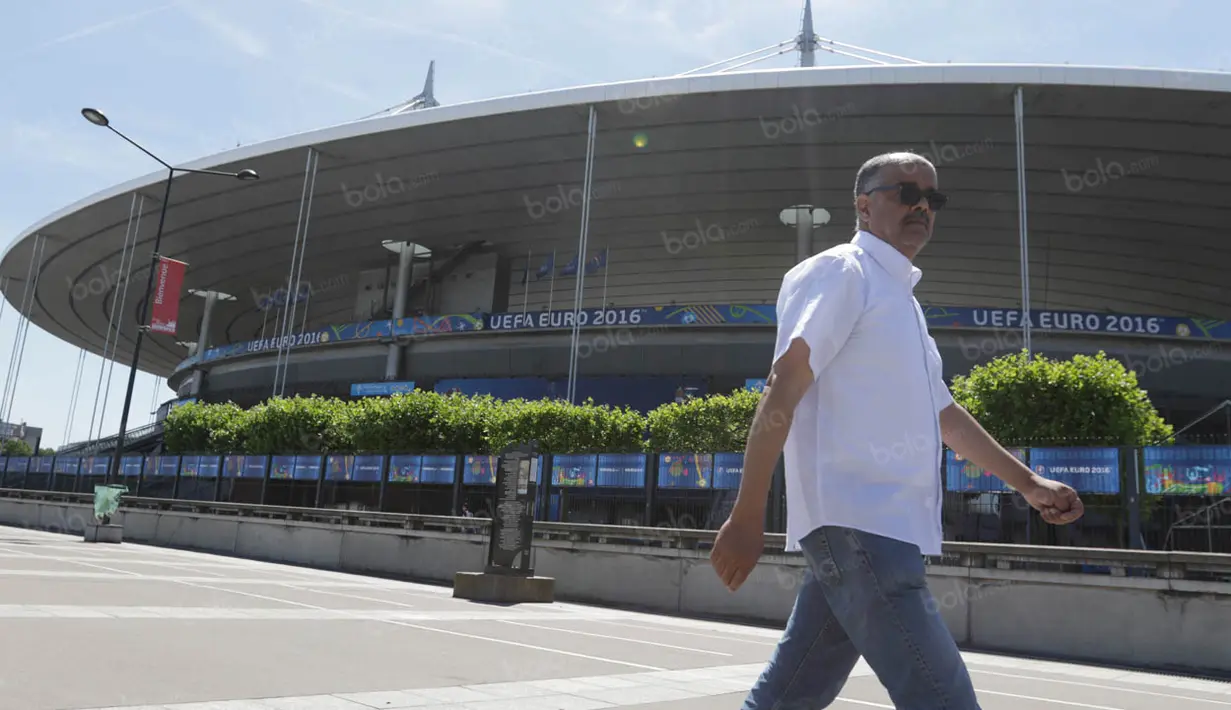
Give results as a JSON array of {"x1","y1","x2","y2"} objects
[{"x1": 676, "y1": 0, "x2": 923, "y2": 75}]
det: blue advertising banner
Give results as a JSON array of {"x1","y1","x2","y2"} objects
[
  {"x1": 84, "y1": 457, "x2": 110, "y2": 476},
  {"x1": 945, "y1": 448, "x2": 1026, "y2": 492},
  {"x1": 6, "y1": 457, "x2": 28, "y2": 472},
  {"x1": 53, "y1": 458, "x2": 79, "y2": 475},
  {"x1": 224, "y1": 455, "x2": 267, "y2": 478},
  {"x1": 485, "y1": 305, "x2": 776, "y2": 333},
  {"x1": 269, "y1": 456, "x2": 295, "y2": 480},
  {"x1": 1143, "y1": 446, "x2": 1231, "y2": 495},
  {"x1": 198, "y1": 456, "x2": 222, "y2": 478},
  {"x1": 120, "y1": 456, "x2": 144, "y2": 477},
  {"x1": 745, "y1": 379, "x2": 766, "y2": 393},
  {"x1": 1028, "y1": 447, "x2": 1120, "y2": 494},
  {"x1": 420, "y1": 455, "x2": 457, "y2": 484},
  {"x1": 176, "y1": 303, "x2": 1231, "y2": 374},
  {"x1": 658, "y1": 453, "x2": 712, "y2": 489},
  {"x1": 553, "y1": 454, "x2": 596, "y2": 487},
  {"x1": 179, "y1": 456, "x2": 201, "y2": 477},
  {"x1": 325, "y1": 455, "x2": 383, "y2": 482},
  {"x1": 292, "y1": 456, "x2": 321, "y2": 481},
  {"x1": 35, "y1": 457, "x2": 53, "y2": 474},
  {"x1": 596, "y1": 454, "x2": 646, "y2": 488},
  {"x1": 464, "y1": 455, "x2": 498, "y2": 485},
  {"x1": 351, "y1": 381, "x2": 416, "y2": 397},
  {"x1": 713, "y1": 453, "x2": 744, "y2": 490},
  {"x1": 922, "y1": 306, "x2": 1231, "y2": 340},
  {"x1": 387, "y1": 455, "x2": 420, "y2": 483}
]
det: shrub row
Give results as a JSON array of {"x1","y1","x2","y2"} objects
[
  {"x1": 164, "y1": 350, "x2": 1173, "y2": 457},
  {"x1": 163, "y1": 388, "x2": 764, "y2": 456}
]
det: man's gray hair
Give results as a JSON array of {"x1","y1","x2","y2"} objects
[{"x1": 852, "y1": 152, "x2": 934, "y2": 230}]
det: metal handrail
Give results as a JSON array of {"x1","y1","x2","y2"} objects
[{"x1": 56, "y1": 422, "x2": 161, "y2": 455}]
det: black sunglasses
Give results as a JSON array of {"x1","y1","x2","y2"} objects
[{"x1": 863, "y1": 182, "x2": 948, "y2": 211}]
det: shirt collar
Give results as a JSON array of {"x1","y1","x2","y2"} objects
[{"x1": 852, "y1": 230, "x2": 923, "y2": 287}]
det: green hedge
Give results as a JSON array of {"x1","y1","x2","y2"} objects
[
  {"x1": 164, "y1": 357, "x2": 1173, "y2": 457},
  {"x1": 163, "y1": 391, "x2": 693, "y2": 456}
]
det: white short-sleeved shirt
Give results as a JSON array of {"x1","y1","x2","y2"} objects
[{"x1": 774, "y1": 230, "x2": 953, "y2": 556}]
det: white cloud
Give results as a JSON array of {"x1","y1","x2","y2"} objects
[{"x1": 178, "y1": 2, "x2": 268, "y2": 58}]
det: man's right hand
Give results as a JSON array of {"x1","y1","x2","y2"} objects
[{"x1": 710, "y1": 513, "x2": 765, "y2": 592}]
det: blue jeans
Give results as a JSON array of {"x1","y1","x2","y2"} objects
[{"x1": 742, "y1": 526, "x2": 981, "y2": 709}]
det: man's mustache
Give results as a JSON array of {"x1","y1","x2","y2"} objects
[{"x1": 903, "y1": 213, "x2": 929, "y2": 227}]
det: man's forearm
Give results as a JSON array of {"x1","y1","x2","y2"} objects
[
  {"x1": 730, "y1": 389, "x2": 794, "y2": 524},
  {"x1": 939, "y1": 404, "x2": 1036, "y2": 491}
]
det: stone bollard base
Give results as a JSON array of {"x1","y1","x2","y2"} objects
[
  {"x1": 452, "y1": 572, "x2": 554, "y2": 603},
  {"x1": 84, "y1": 523, "x2": 123, "y2": 544}
]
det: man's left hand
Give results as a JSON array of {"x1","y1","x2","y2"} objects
[{"x1": 1021, "y1": 475, "x2": 1085, "y2": 525}]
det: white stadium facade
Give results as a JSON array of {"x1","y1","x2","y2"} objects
[{"x1": 5, "y1": 4, "x2": 1231, "y2": 454}]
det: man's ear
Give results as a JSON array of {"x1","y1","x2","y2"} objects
[{"x1": 855, "y1": 194, "x2": 870, "y2": 225}]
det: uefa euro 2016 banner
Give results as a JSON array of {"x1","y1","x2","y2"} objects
[
  {"x1": 948, "y1": 445, "x2": 1231, "y2": 496},
  {"x1": 180, "y1": 303, "x2": 1231, "y2": 372}
]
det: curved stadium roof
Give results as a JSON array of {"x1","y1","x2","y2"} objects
[{"x1": 5, "y1": 63, "x2": 1231, "y2": 377}]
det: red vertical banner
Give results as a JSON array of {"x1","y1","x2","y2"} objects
[{"x1": 149, "y1": 257, "x2": 187, "y2": 335}]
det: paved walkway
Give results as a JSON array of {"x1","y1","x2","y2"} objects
[{"x1": 0, "y1": 526, "x2": 1226, "y2": 709}]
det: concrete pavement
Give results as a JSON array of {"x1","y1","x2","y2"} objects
[{"x1": 0, "y1": 526, "x2": 1225, "y2": 709}]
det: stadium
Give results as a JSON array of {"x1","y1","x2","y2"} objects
[{"x1": 5, "y1": 6, "x2": 1231, "y2": 449}]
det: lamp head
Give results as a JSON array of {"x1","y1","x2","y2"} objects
[
  {"x1": 81, "y1": 108, "x2": 109, "y2": 127},
  {"x1": 235, "y1": 169, "x2": 259, "y2": 181}
]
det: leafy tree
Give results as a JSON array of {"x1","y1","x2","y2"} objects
[
  {"x1": 1, "y1": 439, "x2": 32, "y2": 456},
  {"x1": 38, "y1": 448, "x2": 55, "y2": 456},
  {"x1": 646, "y1": 387, "x2": 761, "y2": 453},
  {"x1": 948, "y1": 350, "x2": 1173, "y2": 447}
]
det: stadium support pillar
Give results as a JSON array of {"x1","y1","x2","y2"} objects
[
  {"x1": 795, "y1": 209, "x2": 813, "y2": 263},
  {"x1": 1014, "y1": 86, "x2": 1032, "y2": 359},
  {"x1": 385, "y1": 241, "x2": 415, "y2": 379},
  {"x1": 272, "y1": 148, "x2": 320, "y2": 398},
  {"x1": 198, "y1": 290, "x2": 219, "y2": 354},
  {"x1": 566, "y1": 105, "x2": 598, "y2": 405}
]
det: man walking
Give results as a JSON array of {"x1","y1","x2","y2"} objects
[{"x1": 711, "y1": 152, "x2": 1084, "y2": 709}]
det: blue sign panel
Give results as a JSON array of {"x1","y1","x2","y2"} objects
[
  {"x1": 350, "y1": 381, "x2": 416, "y2": 397},
  {"x1": 485, "y1": 305, "x2": 776, "y2": 333},
  {"x1": 159, "y1": 457, "x2": 180, "y2": 477},
  {"x1": 325, "y1": 455, "x2": 383, "y2": 482},
  {"x1": 945, "y1": 449, "x2": 1026, "y2": 492},
  {"x1": 197, "y1": 456, "x2": 221, "y2": 478},
  {"x1": 1028, "y1": 447, "x2": 1120, "y2": 494},
  {"x1": 387, "y1": 455, "x2": 421, "y2": 483},
  {"x1": 269, "y1": 456, "x2": 295, "y2": 480},
  {"x1": 1143, "y1": 446, "x2": 1231, "y2": 495},
  {"x1": 82, "y1": 456, "x2": 110, "y2": 476},
  {"x1": 291, "y1": 456, "x2": 320, "y2": 481},
  {"x1": 224, "y1": 455, "x2": 267, "y2": 478},
  {"x1": 553, "y1": 455, "x2": 597, "y2": 487},
  {"x1": 119, "y1": 456, "x2": 143, "y2": 477},
  {"x1": 53, "y1": 458, "x2": 79, "y2": 475},
  {"x1": 6, "y1": 457, "x2": 28, "y2": 472},
  {"x1": 176, "y1": 302, "x2": 1231, "y2": 376},
  {"x1": 745, "y1": 379, "x2": 766, "y2": 393},
  {"x1": 464, "y1": 455, "x2": 498, "y2": 485},
  {"x1": 34, "y1": 457, "x2": 53, "y2": 474},
  {"x1": 1024, "y1": 445, "x2": 1122, "y2": 489},
  {"x1": 921, "y1": 306, "x2": 1231, "y2": 340},
  {"x1": 713, "y1": 453, "x2": 744, "y2": 490},
  {"x1": 420, "y1": 455, "x2": 456, "y2": 484},
  {"x1": 596, "y1": 454, "x2": 646, "y2": 488},
  {"x1": 657, "y1": 453, "x2": 712, "y2": 489},
  {"x1": 179, "y1": 456, "x2": 201, "y2": 477}
]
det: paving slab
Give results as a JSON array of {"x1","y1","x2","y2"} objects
[{"x1": 0, "y1": 527, "x2": 1225, "y2": 710}]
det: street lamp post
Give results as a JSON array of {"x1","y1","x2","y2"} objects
[{"x1": 82, "y1": 109, "x2": 259, "y2": 484}]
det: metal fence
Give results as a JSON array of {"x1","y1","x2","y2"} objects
[{"x1": 1, "y1": 443, "x2": 1228, "y2": 552}]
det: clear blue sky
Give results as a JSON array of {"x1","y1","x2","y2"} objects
[{"x1": 0, "y1": 0, "x2": 1226, "y2": 448}]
